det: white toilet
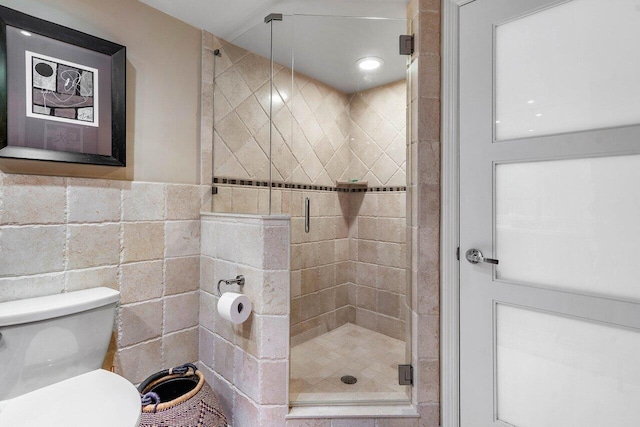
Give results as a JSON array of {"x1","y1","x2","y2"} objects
[{"x1": 0, "y1": 287, "x2": 141, "y2": 426}]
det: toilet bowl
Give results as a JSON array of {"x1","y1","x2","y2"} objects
[{"x1": 0, "y1": 288, "x2": 141, "y2": 426}]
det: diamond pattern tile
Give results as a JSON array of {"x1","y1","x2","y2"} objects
[
  {"x1": 212, "y1": 37, "x2": 406, "y2": 186},
  {"x1": 290, "y1": 323, "x2": 407, "y2": 403}
]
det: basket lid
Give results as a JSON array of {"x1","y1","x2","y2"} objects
[{"x1": 0, "y1": 369, "x2": 140, "y2": 427}]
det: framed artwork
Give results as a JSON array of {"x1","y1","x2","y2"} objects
[{"x1": 0, "y1": 5, "x2": 126, "y2": 166}]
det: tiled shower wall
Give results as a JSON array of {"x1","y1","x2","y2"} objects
[
  {"x1": 289, "y1": 189, "x2": 408, "y2": 344},
  {"x1": 349, "y1": 81, "x2": 407, "y2": 187},
  {"x1": 202, "y1": 32, "x2": 406, "y2": 193},
  {"x1": 0, "y1": 175, "x2": 203, "y2": 385},
  {"x1": 350, "y1": 191, "x2": 407, "y2": 341},
  {"x1": 289, "y1": 190, "x2": 351, "y2": 346}
]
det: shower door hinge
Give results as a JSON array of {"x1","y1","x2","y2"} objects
[
  {"x1": 457, "y1": 247, "x2": 460, "y2": 261},
  {"x1": 212, "y1": 186, "x2": 218, "y2": 195},
  {"x1": 399, "y1": 35, "x2": 414, "y2": 55},
  {"x1": 398, "y1": 364, "x2": 413, "y2": 386}
]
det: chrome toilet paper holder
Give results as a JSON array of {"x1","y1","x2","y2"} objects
[{"x1": 216, "y1": 275, "x2": 245, "y2": 297}]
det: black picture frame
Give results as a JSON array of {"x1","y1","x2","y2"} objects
[{"x1": 0, "y1": 5, "x2": 126, "y2": 166}]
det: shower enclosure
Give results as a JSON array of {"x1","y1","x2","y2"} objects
[{"x1": 209, "y1": 13, "x2": 411, "y2": 405}]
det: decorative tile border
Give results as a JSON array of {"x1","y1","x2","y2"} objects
[{"x1": 213, "y1": 177, "x2": 406, "y2": 193}]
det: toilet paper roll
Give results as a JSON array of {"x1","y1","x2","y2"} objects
[{"x1": 217, "y1": 292, "x2": 252, "y2": 324}]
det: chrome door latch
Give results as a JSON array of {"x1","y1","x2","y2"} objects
[{"x1": 465, "y1": 248, "x2": 499, "y2": 265}]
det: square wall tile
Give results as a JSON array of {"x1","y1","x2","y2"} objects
[
  {"x1": 118, "y1": 300, "x2": 163, "y2": 347},
  {"x1": 115, "y1": 338, "x2": 163, "y2": 385},
  {"x1": 166, "y1": 220, "x2": 201, "y2": 257},
  {"x1": 0, "y1": 273, "x2": 64, "y2": 303},
  {"x1": 0, "y1": 226, "x2": 66, "y2": 276},
  {"x1": 122, "y1": 222, "x2": 164, "y2": 263},
  {"x1": 68, "y1": 178, "x2": 121, "y2": 223},
  {"x1": 120, "y1": 261, "x2": 163, "y2": 304},
  {"x1": 165, "y1": 256, "x2": 200, "y2": 295},
  {"x1": 0, "y1": 174, "x2": 66, "y2": 225},
  {"x1": 164, "y1": 327, "x2": 199, "y2": 367},
  {"x1": 67, "y1": 224, "x2": 120, "y2": 269},
  {"x1": 164, "y1": 292, "x2": 199, "y2": 333},
  {"x1": 122, "y1": 182, "x2": 165, "y2": 221},
  {"x1": 65, "y1": 266, "x2": 118, "y2": 292},
  {"x1": 166, "y1": 184, "x2": 202, "y2": 220}
]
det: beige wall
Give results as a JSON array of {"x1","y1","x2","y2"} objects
[
  {"x1": 0, "y1": 0, "x2": 201, "y2": 184},
  {"x1": 0, "y1": 0, "x2": 205, "y2": 386}
]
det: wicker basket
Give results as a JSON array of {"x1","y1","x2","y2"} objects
[{"x1": 138, "y1": 364, "x2": 228, "y2": 427}]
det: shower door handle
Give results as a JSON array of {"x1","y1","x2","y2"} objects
[
  {"x1": 305, "y1": 197, "x2": 310, "y2": 233},
  {"x1": 465, "y1": 248, "x2": 499, "y2": 265}
]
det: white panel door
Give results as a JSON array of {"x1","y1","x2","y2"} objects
[{"x1": 460, "y1": 1, "x2": 640, "y2": 425}]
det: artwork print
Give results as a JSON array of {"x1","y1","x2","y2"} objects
[
  {"x1": 25, "y1": 51, "x2": 99, "y2": 127},
  {"x1": 44, "y1": 122, "x2": 84, "y2": 153}
]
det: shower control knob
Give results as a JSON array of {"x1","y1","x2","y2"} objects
[{"x1": 465, "y1": 248, "x2": 499, "y2": 265}]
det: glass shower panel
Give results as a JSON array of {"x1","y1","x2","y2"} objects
[
  {"x1": 211, "y1": 20, "x2": 273, "y2": 214},
  {"x1": 288, "y1": 14, "x2": 410, "y2": 406},
  {"x1": 269, "y1": 15, "x2": 295, "y2": 215}
]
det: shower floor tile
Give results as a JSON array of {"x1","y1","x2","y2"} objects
[{"x1": 290, "y1": 323, "x2": 408, "y2": 404}]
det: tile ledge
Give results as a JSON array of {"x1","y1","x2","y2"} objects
[
  {"x1": 286, "y1": 404, "x2": 419, "y2": 419},
  {"x1": 199, "y1": 212, "x2": 290, "y2": 221}
]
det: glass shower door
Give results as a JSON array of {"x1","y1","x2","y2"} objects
[{"x1": 286, "y1": 14, "x2": 411, "y2": 405}]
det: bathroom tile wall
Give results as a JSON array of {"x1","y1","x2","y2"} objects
[
  {"x1": 0, "y1": 174, "x2": 204, "y2": 385},
  {"x1": 199, "y1": 213, "x2": 290, "y2": 427},
  {"x1": 288, "y1": 190, "x2": 352, "y2": 346},
  {"x1": 205, "y1": 34, "x2": 352, "y2": 187},
  {"x1": 348, "y1": 81, "x2": 407, "y2": 187},
  {"x1": 202, "y1": 32, "x2": 407, "y2": 201},
  {"x1": 407, "y1": 0, "x2": 442, "y2": 424},
  {"x1": 350, "y1": 191, "x2": 407, "y2": 341}
]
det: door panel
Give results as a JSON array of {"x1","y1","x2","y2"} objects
[
  {"x1": 495, "y1": 0, "x2": 640, "y2": 140},
  {"x1": 496, "y1": 304, "x2": 640, "y2": 427},
  {"x1": 496, "y1": 155, "x2": 640, "y2": 301},
  {"x1": 460, "y1": 0, "x2": 640, "y2": 425}
]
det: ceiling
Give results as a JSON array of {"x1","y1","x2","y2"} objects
[{"x1": 139, "y1": 0, "x2": 410, "y2": 93}]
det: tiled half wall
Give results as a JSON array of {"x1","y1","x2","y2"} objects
[
  {"x1": 199, "y1": 213, "x2": 290, "y2": 426},
  {"x1": 0, "y1": 174, "x2": 204, "y2": 384}
]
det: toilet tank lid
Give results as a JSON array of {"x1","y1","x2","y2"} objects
[{"x1": 0, "y1": 288, "x2": 120, "y2": 327}]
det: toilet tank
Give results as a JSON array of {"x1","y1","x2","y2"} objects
[{"x1": 0, "y1": 288, "x2": 120, "y2": 401}]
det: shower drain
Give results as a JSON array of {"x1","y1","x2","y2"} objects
[{"x1": 340, "y1": 375, "x2": 357, "y2": 385}]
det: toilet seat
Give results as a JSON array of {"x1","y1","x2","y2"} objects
[{"x1": 0, "y1": 369, "x2": 141, "y2": 427}]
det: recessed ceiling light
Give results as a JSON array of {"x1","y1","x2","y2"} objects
[
  {"x1": 527, "y1": 99, "x2": 535, "y2": 104},
  {"x1": 495, "y1": 120, "x2": 501, "y2": 124},
  {"x1": 535, "y1": 113, "x2": 542, "y2": 117},
  {"x1": 356, "y1": 57, "x2": 383, "y2": 71},
  {"x1": 20, "y1": 30, "x2": 32, "y2": 37}
]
